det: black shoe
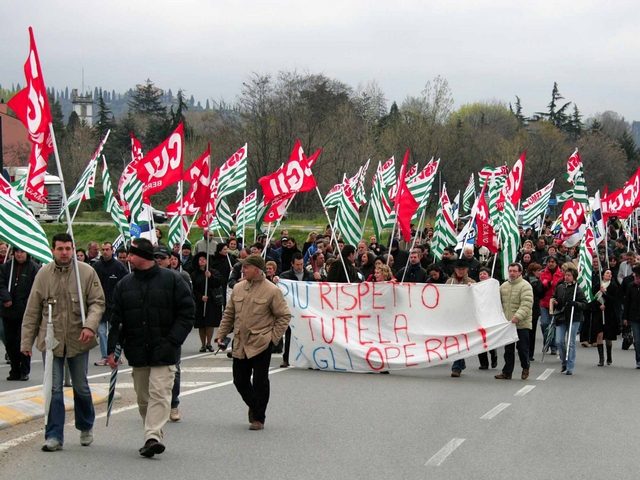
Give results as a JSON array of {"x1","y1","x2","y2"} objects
[
  {"x1": 206, "y1": 344, "x2": 214, "y2": 352},
  {"x1": 491, "y1": 357, "x2": 498, "y2": 369},
  {"x1": 561, "y1": 366, "x2": 567, "y2": 373},
  {"x1": 226, "y1": 351, "x2": 233, "y2": 358},
  {"x1": 20, "y1": 375, "x2": 29, "y2": 381},
  {"x1": 566, "y1": 371, "x2": 573, "y2": 375},
  {"x1": 6, "y1": 375, "x2": 21, "y2": 381},
  {"x1": 199, "y1": 346, "x2": 206, "y2": 353},
  {"x1": 479, "y1": 365, "x2": 489, "y2": 370},
  {"x1": 139, "y1": 439, "x2": 165, "y2": 458}
]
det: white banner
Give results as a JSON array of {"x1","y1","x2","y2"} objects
[{"x1": 277, "y1": 279, "x2": 517, "y2": 373}]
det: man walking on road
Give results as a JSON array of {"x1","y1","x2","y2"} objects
[
  {"x1": 21, "y1": 233, "x2": 105, "y2": 452},
  {"x1": 92, "y1": 242, "x2": 128, "y2": 366},
  {"x1": 217, "y1": 254, "x2": 290, "y2": 431},
  {"x1": 108, "y1": 238, "x2": 195, "y2": 457},
  {"x1": 0, "y1": 247, "x2": 40, "y2": 381},
  {"x1": 495, "y1": 262, "x2": 534, "y2": 380}
]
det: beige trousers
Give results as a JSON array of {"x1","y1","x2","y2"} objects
[{"x1": 131, "y1": 365, "x2": 177, "y2": 442}]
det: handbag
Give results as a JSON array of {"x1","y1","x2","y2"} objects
[
  {"x1": 621, "y1": 324, "x2": 634, "y2": 350},
  {"x1": 213, "y1": 287, "x2": 224, "y2": 306}
]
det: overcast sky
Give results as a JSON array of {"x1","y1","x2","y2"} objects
[{"x1": 3, "y1": 0, "x2": 640, "y2": 123}]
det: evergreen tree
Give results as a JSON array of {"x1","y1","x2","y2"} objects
[
  {"x1": 509, "y1": 95, "x2": 526, "y2": 126},
  {"x1": 65, "y1": 86, "x2": 69, "y2": 100},
  {"x1": 112, "y1": 89, "x2": 116, "y2": 103},
  {"x1": 590, "y1": 119, "x2": 602, "y2": 133},
  {"x1": 535, "y1": 82, "x2": 572, "y2": 129},
  {"x1": 206, "y1": 99, "x2": 210, "y2": 110},
  {"x1": 48, "y1": 92, "x2": 65, "y2": 141},
  {"x1": 167, "y1": 89, "x2": 173, "y2": 103},
  {"x1": 95, "y1": 92, "x2": 116, "y2": 141},
  {"x1": 619, "y1": 130, "x2": 639, "y2": 162},
  {"x1": 566, "y1": 104, "x2": 583, "y2": 139},
  {"x1": 67, "y1": 111, "x2": 80, "y2": 132},
  {"x1": 189, "y1": 95, "x2": 195, "y2": 107},
  {"x1": 127, "y1": 79, "x2": 167, "y2": 117}
]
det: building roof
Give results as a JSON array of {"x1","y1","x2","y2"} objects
[{"x1": 0, "y1": 103, "x2": 30, "y2": 167}]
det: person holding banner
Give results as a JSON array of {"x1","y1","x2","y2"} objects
[
  {"x1": 448, "y1": 260, "x2": 476, "y2": 378},
  {"x1": 216, "y1": 254, "x2": 290, "y2": 430},
  {"x1": 550, "y1": 265, "x2": 587, "y2": 375},
  {"x1": 494, "y1": 263, "x2": 533, "y2": 380}
]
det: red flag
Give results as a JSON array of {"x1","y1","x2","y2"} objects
[
  {"x1": 258, "y1": 140, "x2": 316, "y2": 205},
  {"x1": 184, "y1": 144, "x2": 211, "y2": 210},
  {"x1": 476, "y1": 215, "x2": 499, "y2": 253},
  {"x1": 195, "y1": 166, "x2": 220, "y2": 228},
  {"x1": 561, "y1": 199, "x2": 586, "y2": 237},
  {"x1": 498, "y1": 151, "x2": 526, "y2": 209},
  {"x1": 601, "y1": 167, "x2": 640, "y2": 220},
  {"x1": 262, "y1": 197, "x2": 291, "y2": 224},
  {"x1": 136, "y1": 122, "x2": 184, "y2": 200},
  {"x1": 394, "y1": 149, "x2": 419, "y2": 242},
  {"x1": 131, "y1": 132, "x2": 144, "y2": 162},
  {"x1": 7, "y1": 28, "x2": 53, "y2": 204},
  {"x1": 475, "y1": 183, "x2": 490, "y2": 222}
]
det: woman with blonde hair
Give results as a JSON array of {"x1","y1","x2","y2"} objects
[
  {"x1": 302, "y1": 231, "x2": 318, "y2": 257},
  {"x1": 371, "y1": 264, "x2": 394, "y2": 282}
]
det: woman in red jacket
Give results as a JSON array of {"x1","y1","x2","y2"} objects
[{"x1": 538, "y1": 256, "x2": 564, "y2": 355}]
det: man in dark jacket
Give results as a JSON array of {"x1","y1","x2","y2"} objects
[
  {"x1": 277, "y1": 253, "x2": 316, "y2": 368},
  {"x1": 93, "y1": 242, "x2": 128, "y2": 366},
  {"x1": 108, "y1": 238, "x2": 195, "y2": 458},
  {"x1": 396, "y1": 249, "x2": 429, "y2": 283},
  {"x1": 326, "y1": 245, "x2": 362, "y2": 283},
  {"x1": 437, "y1": 247, "x2": 457, "y2": 276},
  {"x1": 623, "y1": 265, "x2": 640, "y2": 369},
  {"x1": 0, "y1": 248, "x2": 40, "y2": 380}
]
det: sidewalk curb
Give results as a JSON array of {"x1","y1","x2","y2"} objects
[{"x1": 0, "y1": 385, "x2": 120, "y2": 430}]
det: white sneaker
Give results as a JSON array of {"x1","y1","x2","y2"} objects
[
  {"x1": 42, "y1": 438, "x2": 63, "y2": 452},
  {"x1": 80, "y1": 430, "x2": 93, "y2": 446},
  {"x1": 170, "y1": 408, "x2": 181, "y2": 422}
]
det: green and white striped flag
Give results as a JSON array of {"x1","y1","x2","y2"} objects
[
  {"x1": 372, "y1": 156, "x2": 396, "y2": 187},
  {"x1": 370, "y1": 161, "x2": 394, "y2": 238},
  {"x1": 409, "y1": 158, "x2": 439, "y2": 219},
  {"x1": 59, "y1": 158, "x2": 98, "y2": 222},
  {"x1": 0, "y1": 177, "x2": 52, "y2": 263},
  {"x1": 235, "y1": 189, "x2": 258, "y2": 232},
  {"x1": 354, "y1": 159, "x2": 370, "y2": 206},
  {"x1": 10, "y1": 170, "x2": 28, "y2": 206},
  {"x1": 167, "y1": 184, "x2": 189, "y2": 249},
  {"x1": 102, "y1": 158, "x2": 131, "y2": 244},
  {"x1": 335, "y1": 174, "x2": 362, "y2": 246},
  {"x1": 522, "y1": 179, "x2": 555, "y2": 225},
  {"x1": 488, "y1": 174, "x2": 507, "y2": 230},
  {"x1": 216, "y1": 143, "x2": 248, "y2": 205},
  {"x1": 573, "y1": 165, "x2": 589, "y2": 205},
  {"x1": 555, "y1": 189, "x2": 573, "y2": 203},
  {"x1": 463, "y1": 173, "x2": 475, "y2": 212},
  {"x1": 499, "y1": 192, "x2": 519, "y2": 280},
  {"x1": 212, "y1": 198, "x2": 234, "y2": 237},
  {"x1": 323, "y1": 183, "x2": 343, "y2": 209},
  {"x1": 431, "y1": 185, "x2": 457, "y2": 262},
  {"x1": 578, "y1": 227, "x2": 595, "y2": 302},
  {"x1": 478, "y1": 165, "x2": 508, "y2": 190}
]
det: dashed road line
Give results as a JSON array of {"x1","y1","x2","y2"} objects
[
  {"x1": 514, "y1": 385, "x2": 536, "y2": 396},
  {"x1": 536, "y1": 368, "x2": 554, "y2": 381},
  {"x1": 425, "y1": 438, "x2": 466, "y2": 466},
  {"x1": 480, "y1": 403, "x2": 510, "y2": 420}
]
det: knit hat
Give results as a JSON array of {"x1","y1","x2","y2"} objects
[{"x1": 129, "y1": 241, "x2": 154, "y2": 261}]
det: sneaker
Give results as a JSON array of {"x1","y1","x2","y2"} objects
[
  {"x1": 139, "y1": 439, "x2": 165, "y2": 458},
  {"x1": 94, "y1": 359, "x2": 108, "y2": 366},
  {"x1": 170, "y1": 408, "x2": 181, "y2": 422},
  {"x1": 80, "y1": 430, "x2": 93, "y2": 446},
  {"x1": 521, "y1": 368, "x2": 530, "y2": 380},
  {"x1": 42, "y1": 438, "x2": 63, "y2": 452},
  {"x1": 249, "y1": 421, "x2": 264, "y2": 431},
  {"x1": 494, "y1": 373, "x2": 512, "y2": 379}
]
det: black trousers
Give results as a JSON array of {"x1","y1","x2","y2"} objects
[
  {"x1": 3, "y1": 317, "x2": 30, "y2": 378},
  {"x1": 478, "y1": 349, "x2": 498, "y2": 368},
  {"x1": 282, "y1": 327, "x2": 292, "y2": 363},
  {"x1": 171, "y1": 346, "x2": 181, "y2": 409},
  {"x1": 503, "y1": 329, "x2": 530, "y2": 376},
  {"x1": 232, "y1": 347, "x2": 272, "y2": 423}
]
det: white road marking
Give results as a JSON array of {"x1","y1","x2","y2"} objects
[
  {"x1": 0, "y1": 367, "x2": 290, "y2": 453},
  {"x1": 91, "y1": 382, "x2": 216, "y2": 389},
  {"x1": 425, "y1": 438, "x2": 466, "y2": 466},
  {"x1": 536, "y1": 368, "x2": 554, "y2": 381},
  {"x1": 181, "y1": 367, "x2": 233, "y2": 373},
  {"x1": 480, "y1": 403, "x2": 511, "y2": 420},
  {"x1": 514, "y1": 385, "x2": 536, "y2": 397}
]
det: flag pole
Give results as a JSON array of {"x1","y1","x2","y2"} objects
[
  {"x1": 315, "y1": 186, "x2": 351, "y2": 283},
  {"x1": 400, "y1": 208, "x2": 426, "y2": 283},
  {"x1": 360, "y1": 200, "x2": 371, "y2": 240},
  {"x1": 48, "y1": 122, "x2": 86, "y2": 325},
  {"x1": 241, "y1": 188, "x2": 247, "y2": 249}
]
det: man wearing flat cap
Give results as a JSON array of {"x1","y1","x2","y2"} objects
[
  {"x1": 216, "y1": 254, "x2": 290, "y2": 431},
  {"x1": 446, "y1": 259, "x2": 476, "y2": 377}
]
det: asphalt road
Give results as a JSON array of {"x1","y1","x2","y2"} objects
[{"x1": 1, "y1": 330, "x2": 639, "y2": 479}]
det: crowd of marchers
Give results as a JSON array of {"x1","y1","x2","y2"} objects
[{"x1": 1, "y1": 214, "x2": 639, "y2": 457}]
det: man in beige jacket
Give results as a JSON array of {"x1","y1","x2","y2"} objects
[
  {"x1": 21, "y1": 233, "x2": 105, "y2": 452},
  {"x1": 217, "y1": 254, "x2": 290, "y2": 430},
  {"x1": 495, "y1": 262, "x2": 533, "y2": 380}
]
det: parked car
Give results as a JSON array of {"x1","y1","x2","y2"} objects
[{"x1": 152, "y1": 208, "x2": 168, "y2": 224}]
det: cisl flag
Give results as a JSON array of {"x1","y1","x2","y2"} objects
[
  {"x1": 136, "y1": 122, "x2": 184, "y2": 200},
  {"x1": 7, "y1": 28, "x2": 53, "y2": 204},
  {"x1": 258, "y1": 140, "x2": 317, "y2": 205}
]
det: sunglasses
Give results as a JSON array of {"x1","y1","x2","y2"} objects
[{"x1": 154, "y1": 255, "x2": 168, "y2": 260}]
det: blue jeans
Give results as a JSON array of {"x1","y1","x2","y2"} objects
[
  {"x1": 540, "y1": 307, "x2": 557, "y2": 351},
  {"x1": 556, "y1": 321, "x2": 581, "y2": 373},
  {"x1": 452, "y1": 359, "x2": 466, "y2": 372},
  {"x1": 97, "y1": 321, "x2": 109, "y2": 360},
  {"x1": 631, "y1": 321, "x2": 640, "y2": 365},
  {"x1": 45, "y1": 351, "x2": 95, "y2": 444}
]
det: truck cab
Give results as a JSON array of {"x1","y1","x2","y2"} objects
[{"x1": 2, "y1": 167, "x2": 63, "y2": 222}]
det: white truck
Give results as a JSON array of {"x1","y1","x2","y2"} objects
[{"x1": 2, "y1": 166, "x2": 63, "y2": 222}]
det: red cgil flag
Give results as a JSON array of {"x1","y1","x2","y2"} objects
[
  {"x1": 7, "y1": 28, "x2": 53, "y2": 204},
  {"x1": 258, "y1": 140, "x2": 317, "y2": 205},
  {"x1": 394, "y1": 149, "x2": 418, "y2": 242},
  {"x1": 136, "y1": 122, "x2": 184, "y2": 201},
  {"x1": 475, "y1": 215, "x2": 500, "y2": 253},
  {"x1": 497, "y1": 151, "x2": 526, "y2": 210}
]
